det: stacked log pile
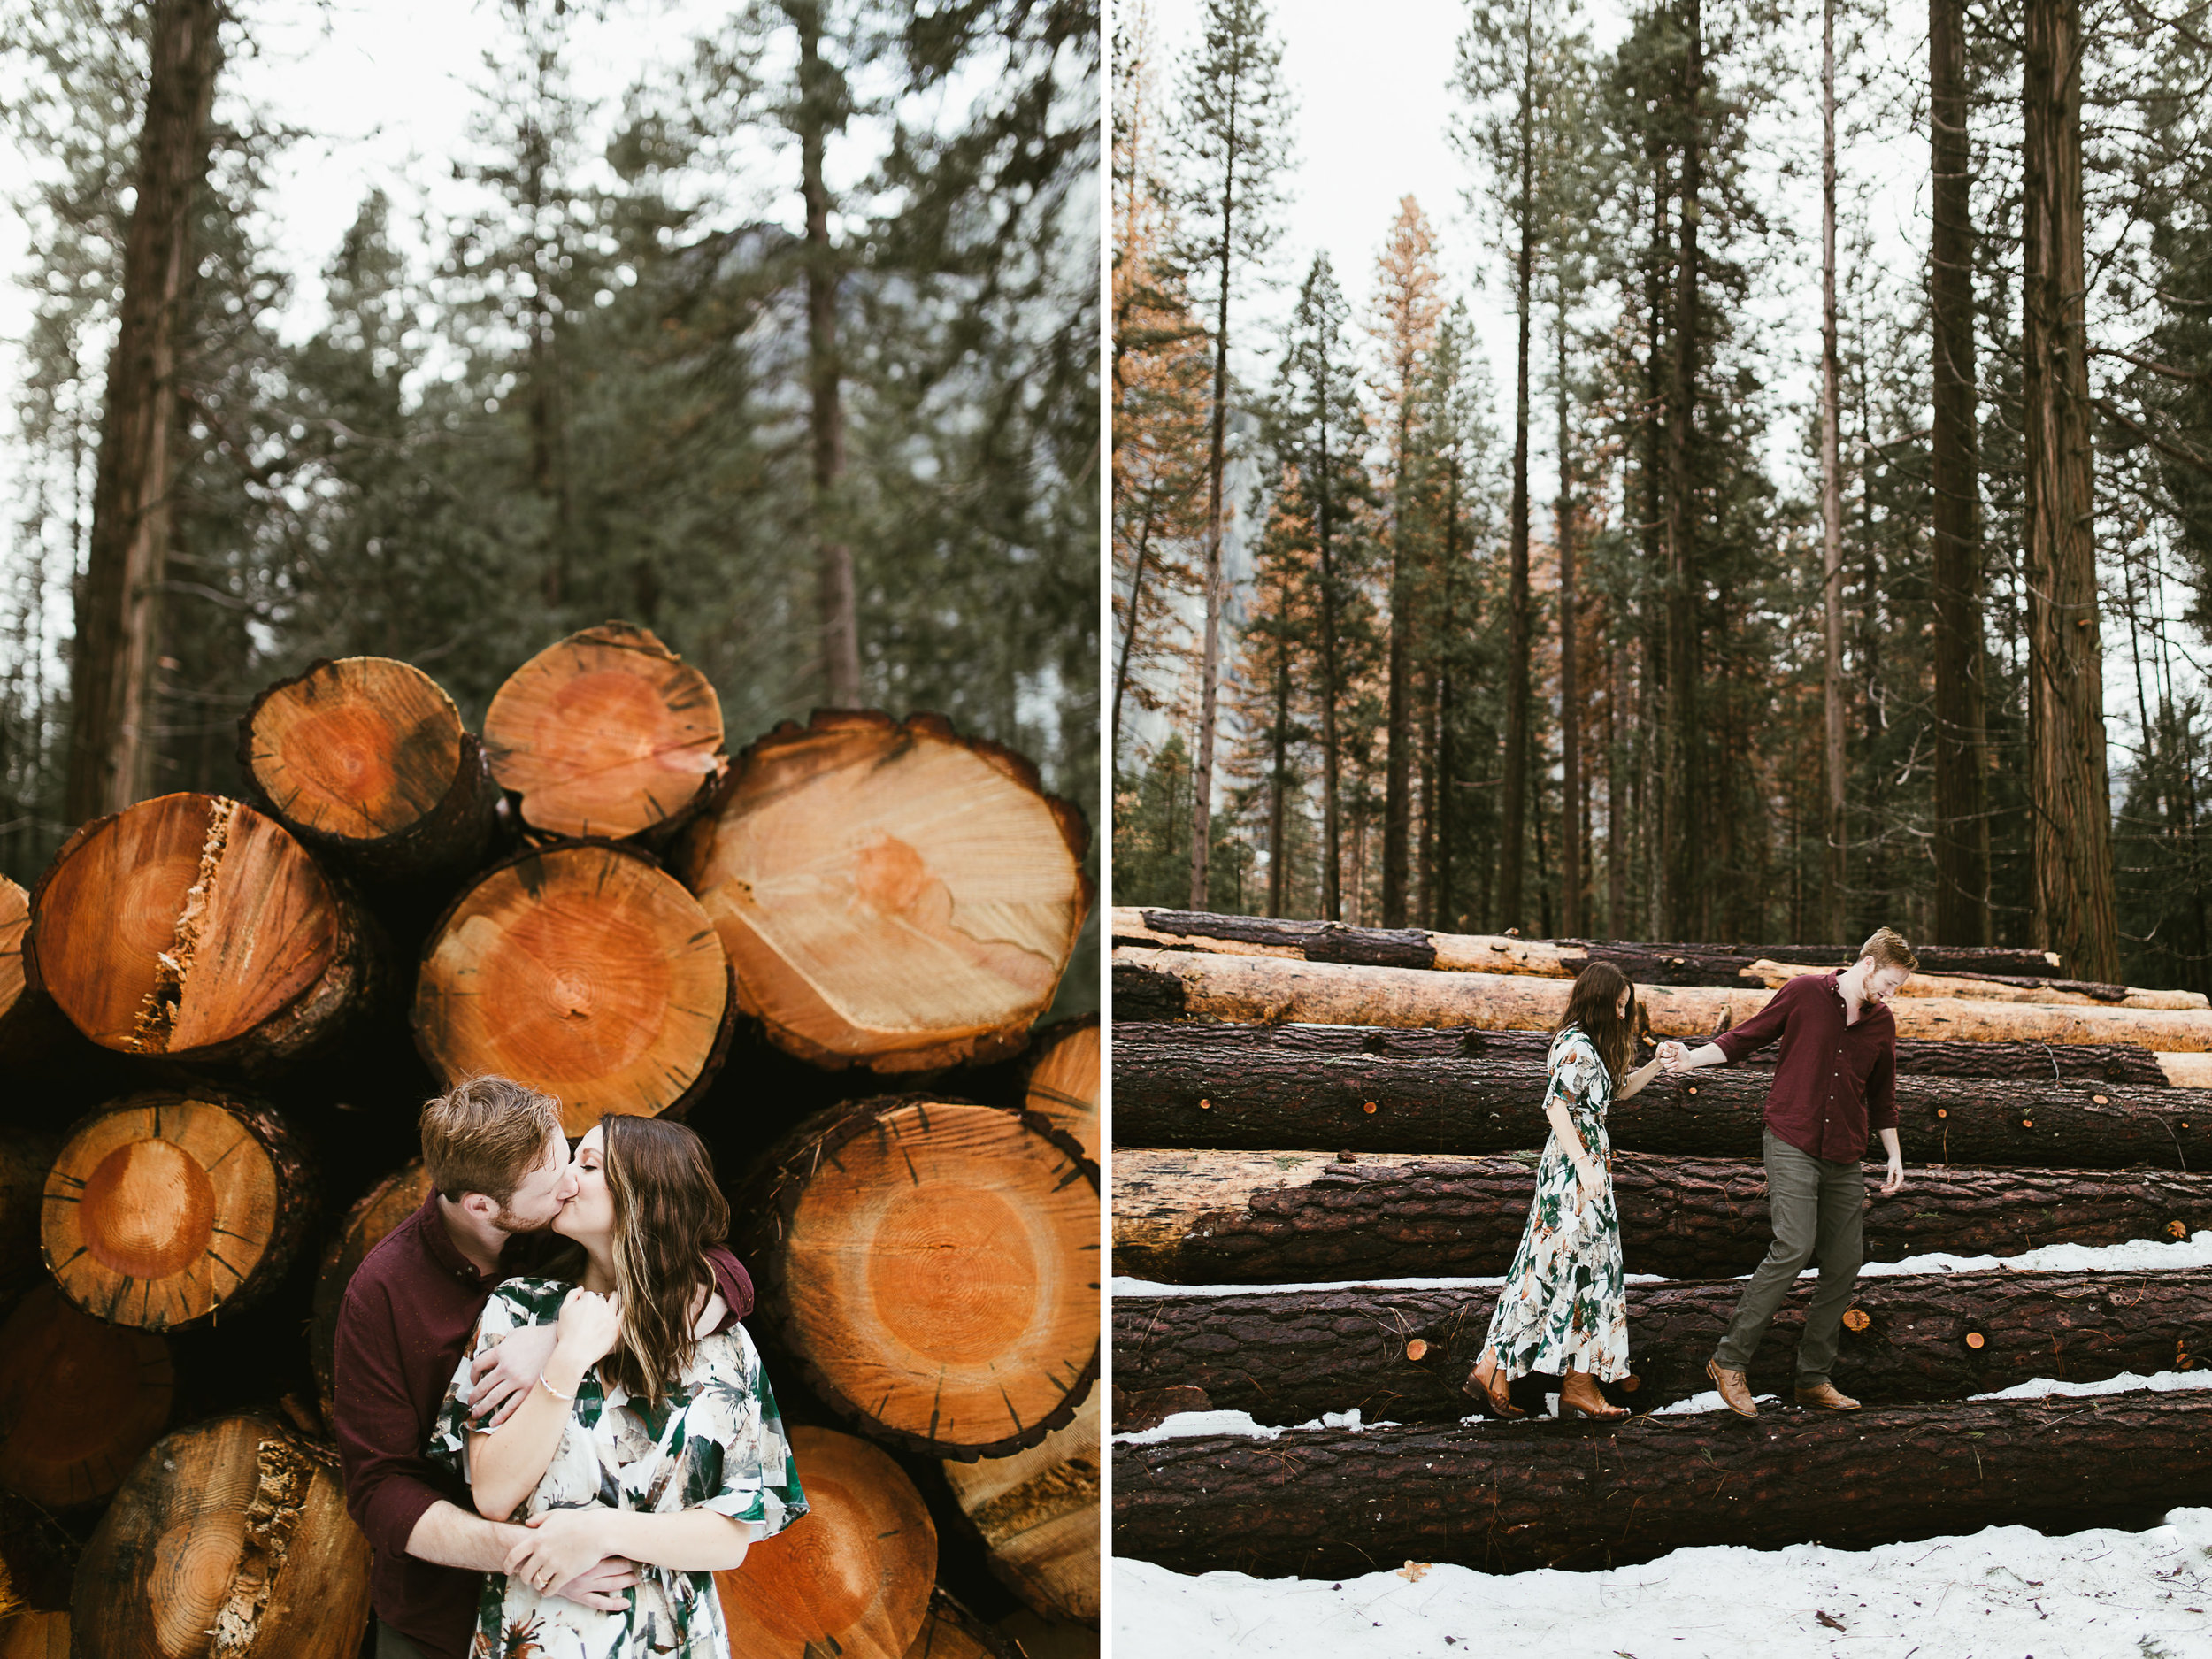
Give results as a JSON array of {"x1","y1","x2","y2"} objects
[
  {"x1": 1111, "y1": 910, "x2": 2212, "y2": 1577},
  {"x1": 0, "y1": 625, "x2": 1097, "y2": 1657}
]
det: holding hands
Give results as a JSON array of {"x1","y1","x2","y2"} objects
[
  {"x1": 507, "y1": 1508, "x2": 617, "y2": 1598},
  {"x1": 1656, "y1": 1040, "x2": 1690, "y2": 1071}
]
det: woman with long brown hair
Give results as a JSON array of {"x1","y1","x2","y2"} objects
[
  {"x1": 1463, "y1": 960, "x2": 1664, "y2": 1422},
  {"x1": 432, "y1": 1115, "x2": 805, "y2": 1658}
]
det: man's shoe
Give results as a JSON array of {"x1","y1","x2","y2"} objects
[
  {"x1": 1793, "y1": 1382, "x2": 1862, "y2": 1411},
  {"x1": 1705, "y1": 1359, "x2": 1757, "y2": 1417}
]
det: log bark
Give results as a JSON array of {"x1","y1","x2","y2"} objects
[
  {"x1": 28, "y1": 793, "x2": 383, "y2": 1069},
  {"x1": 1112, "y1": 1268, "x2": 2212, "y2": 1428},
  {"x1": 1113, "y1": 1390, "x2": 2212, "y2": 1575},
  {"x1": 1112, "y1": 1148, "x2": 2212, "y2": 1284},
  {"x1": 72, "y1": 1415, "x2": 370, "y2": 1658},
  {"x1": 0, "y1": 1283, "x2": 171, "y2": 1509},
  {"x1": 1120, "y1": 910, "x2": 2071, "y2": 983},
  {"x1": 482, "y1": 622, "x2": 726, "y2": 841},
  {"x1": 411, "y1": 841, "x2": 735, "y2": 1134},
  {"x1": 1741, "y1": 957, "x2": 2200, "y2": 1010},
  {"x1": 1110, "y1": 1023, "x2": 2212, "y2": 1166},
  {"x1": 717, "y1": 1425, "x2": 935, "y2": 1659},
  {"x1": 1022, "y1": 1015, "x2": 1099, "y2": 1167},
  {"x1": 940, "y1": 1390, "x2": 1098, "y2": 1623},
  {"x1": 735, "y1": 1097, "x2": 1096, "y2": 1460},
  {"x1": 680, "y1": 711, "x2": 1092, "y2": 1072},
  {"x1": 308, "y1": 1162, "x2": 433, "y2": 1425},
  {"x1": 42, "y1": 1090, "x2": 318, "y2": 1332},
  {"x1": 238, "y1": 657, "x2": 497, "y2": 883},
  {"x1": 1113, "y1": 946, "x2": 2212, "y2": 1052},
  {"x1": 902, "y1": 1588, "x2": 1026, "y2": 1659}
]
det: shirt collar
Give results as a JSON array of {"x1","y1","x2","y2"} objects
[{"x1": 411, "y1": 1186, "x2": 499, "y2": 1287}]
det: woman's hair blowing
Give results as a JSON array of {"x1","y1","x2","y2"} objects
[
  {"x1": 599, "y1": 1115, "x2": 729, "y2": 1408},
  {"x1": 1560, "y1": 960, "x2": 1637, "y2": 1083}
]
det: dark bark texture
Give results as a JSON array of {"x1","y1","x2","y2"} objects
[
  {"x1": 1110, "y1": 1023, "x2": 2208, "y2": 1167},
  {"x1": 1113, "y1": 1392, "x2": 2212, "y2": 1575}
]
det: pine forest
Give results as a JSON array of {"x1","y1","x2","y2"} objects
[{"x1": 1111, "y1": 0, "x2": 2212, "y2": 987}]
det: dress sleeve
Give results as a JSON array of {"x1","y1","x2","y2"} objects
[
  {"x1": 692, "y1": 1329, "x2": 809, "y2": 1540},
  {"x1": 1545, "y1": 1032, "x2": 1605, "y2": 1112},
  {"x1": 425, "y1": 1279, "x2": 555, "y2": 1475}
]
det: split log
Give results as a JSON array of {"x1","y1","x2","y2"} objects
[
  {"x1": 941, "y1": 1390, "x2": 1099, "y2": 1623},
  {"x1": 72, "y1": 1415, "x2": 370, "y2": 1658},
  {"x1": 1111, "y1": 1269, "x2": 2212, "y2": 1428},
  {"x1": 902, "y1": 1588, "x2": 1028, "y2": 1659},
  {"x1": 0, "y1": 1284, "x2": 172, "y2": 1508},
  {"x1": 308, "y1": 1162, "x2": 433, "y2": 1424},
  {"x1": 1113, "y1": 1390, "x2": 2212, "y2": 1576},
  {"x1": 1114, "y1": 946, "x2": 2212, "y2": 1053},
  {"x1": 0, "y1": 1614, "x2": 66, "y2": 1659},
  {"x1": 411, "y1": 841, "x2": 735, "y2": 1133},
  {"x1": 1118, "y1": 909, "x2": 2070, "y2": 984},
  {"x1": 1112, "y1": 1148, "x2": 2212, "y2": 1284},
  {"x1": 483, "y1": 621, "x2": 726, "y2": 840},
  {"x1": 734, "y1": 1097, "x2": 1098, "y2": 1460},
  {"x1": 1110, "y1": 1022, "x2": 2211, "y2": 1166},
  {"x1": 1022, "y1": 1016, "x2": 1099, "y2": 1166},
  {"x1": 679, "y1": 711, "x2": 1091, "y2": 1072},
  {"x1": 28, "y1": 793, "x2": 382, "y2": 1068},
  {"x1": 717, "y1": 1425, "x2": 935, "y2": 1659},
  {"x1": 42, "y1": 1091, "x2": 318, "y2": 1332}
]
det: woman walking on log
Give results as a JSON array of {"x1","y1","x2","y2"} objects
[
  {"x1": 433, "y1": 1116, "x2": 807, "y2": 1658},
  {"x1": 1464, "y1": 961, "x2": 1664, "y2": 1421}
]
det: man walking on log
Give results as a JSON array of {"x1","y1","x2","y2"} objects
[
  {"x1": 1658, "y1": 928, "x2": 1916, "y2": 1417},
  {"x1": 333, "y1": 1077, "x2": 755, "y2": 1659}
]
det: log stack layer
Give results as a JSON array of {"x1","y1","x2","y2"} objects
[
  {"x1": 1112, "y1": 909, "x2": 2212, "y2": 1578},
  {"x1": 0, "y1": 625, "x2": 1094, "y2": 1655}
]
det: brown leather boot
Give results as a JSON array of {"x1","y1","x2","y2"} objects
[
  {"x1": 1793, "y1": 1381, "x2": 1862, "y2": 1411},
  {"x1": 1706, "y1": 1359, "x2": 1757, "y2": 1417}
]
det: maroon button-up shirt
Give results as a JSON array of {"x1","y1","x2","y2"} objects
[
  {"x1": 332, "y1": 1191, "x2": 755, "y2": 1659},
  {"x1": 1710, "y1": 972, "x2": 1899, "y2": 1163}
]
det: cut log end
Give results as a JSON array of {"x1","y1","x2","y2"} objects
[
  {"x1": 901, "y1": 1589, "x2": 1026, "y2": 1659},
  {"x1": 242, "y1": 657, "x2": 465, "y2": 841},
  {"x1": 0, "y1": 1285, "x2": 172, "y2": 1509},
  {"x1": 1022, "y1": 1018, "x2": 1100, "y2": 1167},
  {"x1": 0, "y1": 878, "x2": 26, "y2": 1026},
  {"x1": 413, "y1": 842, "x2": 733, "y2": 1130},
  {"x1": 682, "y1": 711, "x2": 1091, "y2": 1072},
  {"x1": 717, "y1": 1426, "x2": 935, "y2": 1659},
  {"x1": 484, "y1": 621, "x2": 726, "y2": 840},
  {"x1": 940, "y1": 1392, "x2": 1099, "y2": 1623}
]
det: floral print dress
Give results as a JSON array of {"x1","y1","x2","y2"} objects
[
  {"x1": 1479, "y1": 1025, "x2": 1630, "y2": 1382},
  {"x1": 431, "y1": 1277, "x2": 808, "y2": 1659}
]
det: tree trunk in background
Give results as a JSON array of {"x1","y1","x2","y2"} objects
[
  {"x1": 1663, "y1": 0, "x2": 1703, "y2": 940},
  {"x1": 1317, "y1": 444, "x2": 1345, "y2": 919},
  {"x1": 65, "y1": 0, "x2": 219, "y2": 823},
  {"x1": 1821, "y1": 0, "x2": 1847, "y2": 944},
  {"x1": 1931, "y1": 0, "x2": 1992, "y2": 945},
  {"x1": 798, "y1": 5, "x2": 861, "y2": 708},
  {"x1": 1265, "y1": 631, "x2": 1290, "y2": 918},
  {"x1": 1190, "y1": 88, "x2": 1241, "y2": 912},
  {"x1": 1435, "y1": 453, "x2": 1463, "y2": 928},
  {"x1": 1499, "y1": 19, "x2": 1535, "y2": 932},
  {"x1": 2022, "y1": 0, "x2": 2121, "y2": 983},
  {"x1": 1382, "y1": 507, "x2": 1414, "y2": 927},
  {"x1": 1555, "y1": 296, "x2": 1581, "y2": 936}
]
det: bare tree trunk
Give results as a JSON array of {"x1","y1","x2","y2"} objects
[
  {"x1": 1435, "y1": 455, "x2": 1463, "y2": 929},
  {"x1": 1266, "y1": 618, "x2": 1291, "y2": 918},
  {"x1": 65, "y1": 0, "x2": 219, "y2": 823},
  {"x1": 2022, "y1": 0, "x2": 2120, "y2": 982},
  {"x1": 1317, "y1": 416, "x2": 1345, "y2": 920},
  {"x1": 1191, "y1": 85, "x2": 1242, "y2": 912},
  {"x1": 1821, "y1": 0, "x2": 1848, "y2": 944},
  {"x1": 1111, "y1": 503, "x2": 1158, "y2": 758},
  {"x1": 1383, "y1": 467, "x2": 1415, "y2": 926},
  {"x1": 1663, "y1": 0, "x2": 1703, "y2": 939},
  {"x1": 1607, "y1": 624, "x2": 1627, "y2": 934},
  {"x1": 1555, "y1": 292, "x2": 1581, "y2": 936},
  {"x1": 1499, "y1": 17, "x2": 1536, "y2": 931},
  {"x1": 798, "y1": 7, "x2": 860, "y2": 708},
  {"x1": 1931, "y1": 0, "x2": 1991, "y2": 945}
]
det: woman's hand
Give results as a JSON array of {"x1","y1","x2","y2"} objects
[
  {"x1": 507, "y1": 1509, "x2": 616, "y2": 1597},
  {"x1": 553, "y1": 1288, "x2": 622, "y2": 1372}
]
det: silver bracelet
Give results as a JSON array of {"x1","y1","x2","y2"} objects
[{"x1": 540, "y1": 1372, "x2": 574, "y2": 1402}]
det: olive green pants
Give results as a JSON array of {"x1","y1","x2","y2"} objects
[{"x1": 1711, "y1": 1128, "x2": 1865, "y2": 1386}]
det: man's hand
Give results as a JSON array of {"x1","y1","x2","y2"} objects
[
  {"x1": 1656, "y1": 1040, "x2": 1688, "y2": 1071},
  {"x1": 1878, "y1": 1156, "x2": 1906, "y2": 1197},
  {"x1": 507, "y1": 1509, "x2": 616, "y2": 1598},
  {"x1": 470, "y1": 1324, "x2": 562, "y2": 1427},
  {"x1": 548, "y1": 1553, "x2": 640, "y2": 1612}
]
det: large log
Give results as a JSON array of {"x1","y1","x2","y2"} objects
[
  {"x1": 1113, "y1": 1390, "x2": 2212, "y2": 1576},
  {"x1": 72, "y1": 1415, "x2": 370, "y2": 1658},
  {"x1": 735, "y1": 1097, "x2": 1097, "y2": 1460},
  {"x1": 1740, "y1": 957, "x2": 2202, "y2": 1009},
  {"x1": 27, "y1": 793, "x2": 382, "y2": 1068},
  {"x1": 902, "y1": 1588, "x2": 1028, "y2": 1659},
  {"x1": 1112, "y1": 1148, "x2": 2212, "y2": 1284},
  {"x1": 1110, "y1": 1022, "x2": 2212, "y2": 1166},
  {"x1": 484, "y1": 621, "x2": 726, "y2": 841},
  {"x1": 1119, "y1": 908, "x2": 2074, "y2": 984},
  {"x1": 1114, "y1": 945, "x2": 2212, "y2": 1052},
  {"x1": 1111, "y1": 1268, "x2": 2212, "y2": 1428},
  {"x1": 411, "y1": 841, "x2": 735, "y2": 1133},
  {"x1": 940, "y1": 1390, "x2": 1098, "y2": 1623},
  {"x1": 679, "y1": 711, "x2": 1091, "y2": 1072},
  {"x1": 0, "y1": 1614, "x2": 65, "y2": 1659},
  {"x1": 0, "y1": 1283, "x2": 172, "y2": 1508},
  {"x1": 717, "y1": 1425, "x2": 935, "y2": 1659},
  {"x1": 0, "y1": 1493, "x2": 79, "y2": 1614},
  {"x1": 42, "y1": 1090, "x2": 318, "y2": 1331},
  {"x1": 1022, "y1": 1015, "x2": 1099, "y2": 1166},
  {"x1": 307, "y1": 1161, "x2": 433, "y2": 1425},
  {"x1": 237, "y1": 656, "x2": 499, "y2": 883}
]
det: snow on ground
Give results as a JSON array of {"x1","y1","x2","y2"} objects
[{"x1": 1116, "y1": 1509, "x2": 2212, "y2": 1659}]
